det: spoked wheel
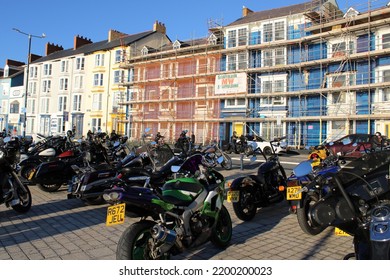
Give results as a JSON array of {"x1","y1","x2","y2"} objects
[
  {"x1": 12, "y1": 184, "x2": 32, "y2": 213},
  {"x1": 210, "y1": 205, "x2": 232, "y2": 248},
  {"x1": 116, "y1": 220, "x2": 169, "y2": 260},
  {"x1": 296, "y1": 193, "x2": 326, "y2": 235},
  {"x1": 232, "y1": 188, "x2": 257, "y2": 221},
  {"x1": 245, "y1": 145, "x2": 254, "y2": 156},
  {"x1": 37, "y1": 183, "x2": 63, "y2": 192},
  {"x1": 221, "y1": 154, "x2": 232, "y2": 170}
]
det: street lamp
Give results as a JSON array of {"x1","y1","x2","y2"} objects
[{"x1": 13, "y1": 28, "x2": 46, "y2": 138}]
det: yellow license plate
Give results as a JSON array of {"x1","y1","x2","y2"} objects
[
  {"x1": 28, "y1": 169, "x2": 35, "y2": 180},
  {"x1": 106, "y1": 203, "x2": 126, "y2": 226},
  {"x1": 227, "y1": 190, "x2": 239, "y2": 203},
  {"x1": 335, "y1": 227, "x2": 351, "y2": 236},
  {"x1": 286, "y1": 186, "x2": 302, "y2": 200}
]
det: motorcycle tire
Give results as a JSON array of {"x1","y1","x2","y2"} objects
[
  {"x1": 221, "y1": 154, "x2": 233, "y2": 170},
  {"x1": 37, "y1": 183, "x2": 63, "y2": 192},
  {"x1": 20, "y1": 164, "x2": 37, "y2": 180},
  {"x1": 296, "y1": 193, "x2": 327, "y2": 235},
  {"x1": 116, "y1": 220, "x2": 170, "y2": 260},
  {"x1": 232, "y1": 188, "x2": 257, "y2": 221},
  {"x1": 244, "y1": 145, "x2": 254, "y2": 156},
  {"x1": 12, "y1": 184, "x2": 32, "y2": 213},
  {"x1": 210, "y1": 205, "x2": 232, "y2": 248},
  {"x1": 82, "y1": 195, "x2": 105, "y2": 205}
]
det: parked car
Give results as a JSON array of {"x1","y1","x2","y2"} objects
[
  {"x1": 245, "y1": 135, "x2": 288, "y2": 156},
  {"x1": 325, "y1": 133, "x2": 375, "y2": 158}
]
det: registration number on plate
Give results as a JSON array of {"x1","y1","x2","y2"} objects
[
  {"x1": 286, "y1": 186, "x2": 302, "y2": 200},
  {"x1": 227, "y1": 190, "x2": 239, "y2": 203},
  {"x1": 106, "y1": 203, "x2": 126, "y2": 226}
]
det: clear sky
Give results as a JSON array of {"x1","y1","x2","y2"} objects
[{"x1": 0, "y1": 0, "x2": 371, "y2": 67}]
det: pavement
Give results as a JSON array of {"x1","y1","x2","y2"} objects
[{"x1": 0, "y1": 152, "x2": 354, "y2": 260}]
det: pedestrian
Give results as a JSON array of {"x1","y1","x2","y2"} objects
[
  {"x1": 191, "y1": 132, "x2": 195, "y2": 144},
  {"x1": 372, "y1": 132, "x2": 387, "y2": 149}
]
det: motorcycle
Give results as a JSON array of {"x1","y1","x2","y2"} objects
[
  {"x1": 198, "y1": 140, "x2": 232, "y2": 170},
  {"x1": 226, "y1": 137, "x2": 287, "y2": 221},
  {"x1": 0, "y1": 137, "x2": 32, "y2": 213},
  {"x1": 293, "y1": 149, "x2": 390, "y2": 259},
  {"x1": 28, "y1": 136, "x2": 109, "y2": 192},
  {"x1": 102, "y1": 153, "x2": 232, "y2": 260},
  {"x1": 69, "y1": 142, "x2": 182, "y2": 205}
]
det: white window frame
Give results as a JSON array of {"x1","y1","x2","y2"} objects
[
  {"x1": 73, "y1": 94, "x2": 82, "y2": 112},
  {"x1": 327, "y1": 72, "x2": 356, "y2": 88},
  {"x1": 59, "y1": 78, "x2": 68, "y2": 91},
  {"x1": 61, "y1": 60, "x2": 69, "y2": 73},
  {"x1": 95, "y1": 53, "x2": 105, "y2": 67},
  {"x1": 76, "y1": 57, "x2": 85, "y2": 70},
  {"x1": 115, "y1": 50, "x2": 122, "y2": 63},
  {"x1": 58, "y1": 96, "x2": 67, "y2": 112},
  {"x1": 224, "y1": 98, "x2": 246, "y2": 108},
  {"x1": 92, "y1": 93, "x2": 103, "y2": 111},
  {"x1": 40, "y1": 98, "x2": 50, "y2": 114},
  {"x1": 42, "y1": 80, "x2": 51, "y2": 93},
  {"x1": 113, "y1": 70, "x2": 124, "y2": 84},
  {"x1": 93, "y1": 73, "x2": 104, "y2": 86},
  {"x1": 74, "y1": 75, "x2": 84, "y2": 89},
  {"x1": 43, "y1": 64, "x2": 52, "y2": 76}
]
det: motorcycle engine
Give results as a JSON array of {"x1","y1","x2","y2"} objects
[
  {"x1": 190, "y1": 212, "x2": 209, "y2": 236},
  {"x1": 310, "y1": 196, "x2": 355, "y2": 226}
]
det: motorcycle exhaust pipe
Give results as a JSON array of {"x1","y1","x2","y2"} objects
[
  {"x1": 151, "y1": 224, "x2": 178, "y2": 254},
  {"x1": 370, "y1": 205, "x2": 390, "y2": 259}
]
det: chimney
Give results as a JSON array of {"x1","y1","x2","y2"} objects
[
  {"x1": 153, "y1": 20, "x2": 166, "y2": 34},
  {"x1": 242, "y1": 6, "x2": 254, "y2": 17},
  {"x1": 108, "y1": 29, "x2": 127, "y2": 42},
  {"x1": 74, "y1": 35, "x2": 93, "y2": 50},
  {"x1": 46, "y1": 42, "x2": 64, "y2": 56}
]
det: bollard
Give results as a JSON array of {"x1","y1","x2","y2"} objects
[{"x1": 240, "y1": 153, "x2": 244, "y2": 170}]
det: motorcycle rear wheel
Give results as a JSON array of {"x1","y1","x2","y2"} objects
[
  {"x1": 116, "y1": 220, "x2": 170, "y2": 260},
  {"x1": 232, "y1": 188, "x2": 257, "y2": 221},
  {"x1": 37, "y1": 183, "x2": 63, "y2": 192},
  {"x1": 12, "y1": 184, "x2": 32, "y2": 213},
  {"x1": 296, "y1": 193, "x2": 327, "y2": 235},
  {"x1": 210, "y1": 205, "x2": 232, "y2": 248},
  {"x1": 82, "y1": 195, "x2": 105, "y2": 205}
]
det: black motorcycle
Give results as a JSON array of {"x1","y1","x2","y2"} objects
[
  {"x1": 227, "y1": 137, "x2": 287, "y2": 221},
  {"x1": 0, "y1": 137, "x2": 32, "y2": 213},
  {"x1": 295, "y1": 149, "x2": 390, "y2": 259}
]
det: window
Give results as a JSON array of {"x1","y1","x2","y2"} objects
[
  {"x1": 332, "y1": 92, "x2": 346, "y2": 104},
  {"x1": 59, "y1": 78, "x2": 68, "y2": 91},
  {"x1": 76, "y1": 57, "x2": 85, "y2": 70},
  {"x1": 10, "y1": 101, "x2": 20, "y2": 114},
  {"x1": 228, "y1": 54, "x2": 236, "y2": 71},
  {"x1": 383, "y1": 70, "x2": 390, "y2": 82},
  {"x1": 228, "y1": 30, "x2": 237, "y2": 48},
  {"x1": 61, "y1": 60, "x2": 69, "y2": 72},
  {"x1": 43, "y1": 64, "x2": 52, "y2": 76},
  {"x1": 74, "y1": 75, "x2": 84, "y2": 89},
  {"x1": 273, "y1": 96, "x2": 283, "y2": 105},
  {"x1": 92, "y1": 93, "x2": 102, "y2": 110},
  {"x1": 274, "y1": 80, "x2": 285, "y2": 92},
  {"x1": 275, "y1": 48, "x2": 285, "y2": 65},
  {"x1": 141, "y1": 46, "x2": 148, "y2": 56},
  {"x1": 29, "y1": 66, "x2": 38, "y2": 78},
  {"x1": 383, "y1": 33, "x2": 390, "y2": 49},
  {"x1": 115, "y1": 50, "x2": 122, "y2": 63},
  {"x1": 114, "y1": 70, "x2": 124, "y2": 84},
  {"x1": 40, "y1": 98, "x2": 50, "y2": 113},
  {"x1": 58, "y1": 96, "x2": 67, "y2": 112},
  {"x1": 263, "y1": 50, "x2": 273, "y2": 67},
  {"x1": 73, "y1": 94, "x2": 82, "y2": 111},
  {"x1": 95, "y1": 53, "x2": 105, "y2": 67},
  {"x1": 263, "y1": 48, "x2": 286, "y2": 67},
  {"x1": 42, "y1": 80, "x2": 51, "y2": 93},
  {"x1": 238, "y1": 52, "x2": 248, "y2": 70},
  {"x1": 332, "y1": 41, "x2": 355, "y2": 57},
  {"x1": 263, "y1": 23, "x2": 273, "y2": 42},
  {"x1": 263, "y1": 81, "x2": 272, "y2": 93},
  {"x1": 93, "y1": 73, "x2": 104, "y2": 86},
  {"x1": 91, "y1": 118, "x2": 102, "y2": 133},
  {"x1": 274, "y1": 21, "x2": 285, "y2": 41},
  {"x1": 27, "y1": 99, "x2": 36, "y2": 114},
  {"x1": 238, "y1": 28, "x2": 247, "y2": 46},
  {"x1": 225, "y1": 98, "x2": 246, "y2": 108},
  {"x1": 28, "y1": 81, "x2": 37, "y2": 95},
  {"x1": 329, "y1": 73, "x2": 355, "y2": 88}
]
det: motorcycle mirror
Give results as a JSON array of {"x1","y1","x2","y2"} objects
[
  {"x1": 293, "y1": 160, "x2": 313, "y2": 177},
  {"x1": 171, "y1": 166, "x2": 180, "y2": 173}
]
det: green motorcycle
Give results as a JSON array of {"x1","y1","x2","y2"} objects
[{"x1": 103, "y1": 153, "x2": 232, "y2": 259}]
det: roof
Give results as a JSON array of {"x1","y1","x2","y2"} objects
[
  {"x1": 33, "y1": 30, "x2": 155, "y2": 63},
  {"x1": 227, "y1": 1, "x2": 313, "y2": 27}
]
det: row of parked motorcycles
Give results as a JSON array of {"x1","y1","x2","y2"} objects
[{"x1": 3, "y1": 127, "x2": 390, "y2": 260}]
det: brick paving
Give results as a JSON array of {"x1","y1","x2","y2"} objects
[{"x1": 0, "y1": 155, "x2": 354, "y2": 260}]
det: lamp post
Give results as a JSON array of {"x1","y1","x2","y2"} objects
[{"x1": 13, "y1": 28, "x2": 45, "y2": 138}]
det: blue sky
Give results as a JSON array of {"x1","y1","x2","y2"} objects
[{"x1": 0, "y1": 0, "x2": 367, "y2": 67}]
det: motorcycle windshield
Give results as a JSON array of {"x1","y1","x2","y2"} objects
[
  {"x1": 337, "y1": 150, "x2": 390, "y2": 199},
  {"x1": 178, "y1": 154, "x2": 203, "y2": 174}
]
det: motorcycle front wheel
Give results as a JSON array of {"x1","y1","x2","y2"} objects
[
  {"x1": 20, "y1": 164, "x2": 36, "y2": 180},
  {"x1": 116, "y1": 220, "x2": 170, "y2": 260},
  {"x1": 12, "y1": 184, "x2": 32, "y2": 213},
  {"x1": 37, "y1": 183, "x2": 63, "y2": 192},
  {"x1": 232, "y1": 188, "x2": 257, "y2": 221},
  {"x1": 221, "y1": 154, "x2": 232, "y2": 170},
  {"x1": 210, "y1": 205, "x2": 232, "y2": 248},
  {"x1": 296, "y1": 193, "x2": 327, "y2": 235}
]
